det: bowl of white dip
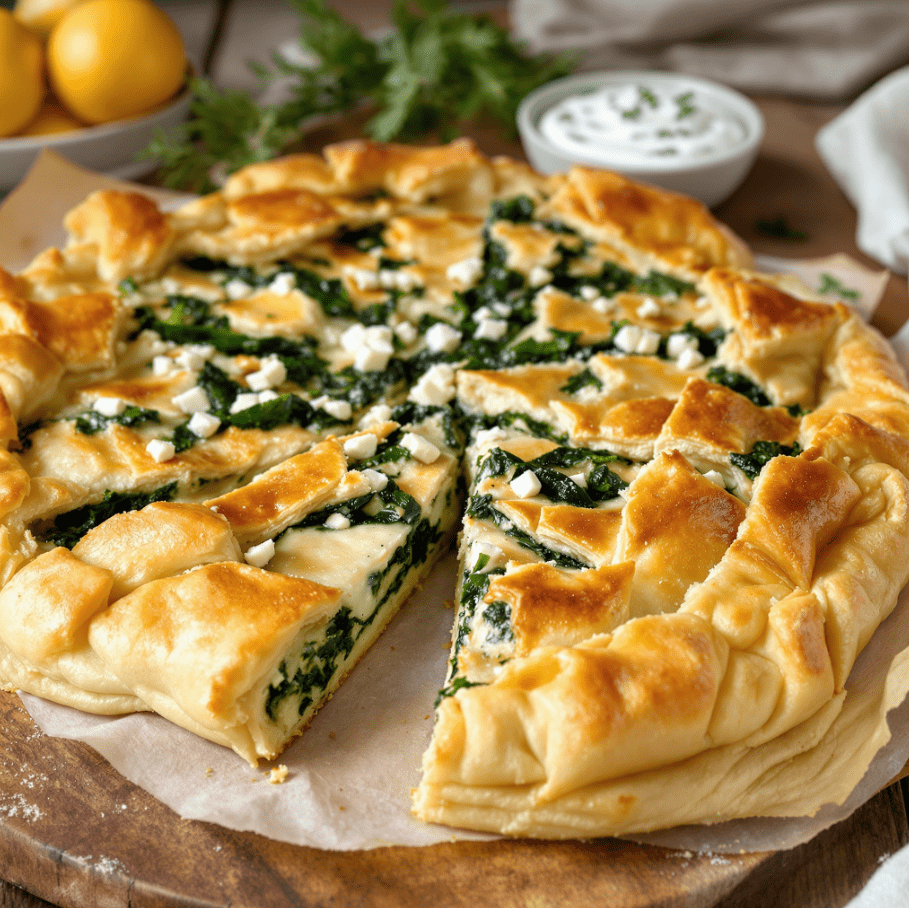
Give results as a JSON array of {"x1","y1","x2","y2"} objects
[{"x1": 517, "y1": 71, "x2": 764, "y2": 207}]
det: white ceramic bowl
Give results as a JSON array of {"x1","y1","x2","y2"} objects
[
  {"x1": 0, "y1": 88, "x2": 193, "y2": 193},
  {"x1": 517, "y1": 70, "x2": 764, "y2": 208}
]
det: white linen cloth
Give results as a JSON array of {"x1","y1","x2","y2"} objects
[
  {"x1": 510, "y1": 0, "x2": 909, "y2": 101},
  {"x1": 816, "y1": 66, "x2": 909, "y2": 275}
]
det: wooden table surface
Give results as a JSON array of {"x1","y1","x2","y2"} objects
[{"x1": 1, "y1": 2, "x2": 907, "y2": 906}]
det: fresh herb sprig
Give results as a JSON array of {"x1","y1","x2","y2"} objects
[{"x1": 144, "y1": 0, "x2": 575, "y2": 192}]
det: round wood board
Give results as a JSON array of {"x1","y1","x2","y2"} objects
[{"x1": 0, "y1": 691, "x2": 776, "y2": 908}]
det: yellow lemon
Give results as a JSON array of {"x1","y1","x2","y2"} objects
[
  {"x1": 19, "y1": 99, "x2": 85, "y2": 136},
  {"x1": 47, "y1": 0, "x2": 187, "y2": 125},
  {"x1": 0, "y1": 9, "x2": 45, "y2": 138},
  {"x1": 14, "y1": 0, "x2": 85, "y2": 39}
]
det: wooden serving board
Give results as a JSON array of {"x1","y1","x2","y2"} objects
[{"x1": 0, "y1": 689, "x2": 906, "y2": 908}]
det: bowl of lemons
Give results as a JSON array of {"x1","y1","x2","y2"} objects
[{"x1": 0, "y1": 0, "x2": 192, "y2": 192}]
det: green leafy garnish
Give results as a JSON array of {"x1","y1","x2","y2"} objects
[
  {"x1": 144, "y1": 0, "x2": 575, "y2": 192},
  {"x1": 817, "y1": 272, "x2": 860, "y2": 302},
  {"x1": 754, "y1": 216, "x2": 807, "y2": 241}
]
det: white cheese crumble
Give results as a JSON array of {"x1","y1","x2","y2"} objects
[
  {"x1": 245, "y1": 539, "x2": 275, "y2": 567},
  {"x1": 152, "y1": 355, "x2": 175, "y2": 376},
  {"x1": 394, "y1": 321, "x2": 418, "y2": 346},
  {"x1": 93, "y1": 396, "x2": 127, "y2": 417},
  {"x1": 146, "y1": 438, "x2": 176, "y2": 463},
  {"x1": 409, "y1": 362, "x2": 456, "y2": 407},
  {"x1": 666, "y1": 333, "x2": 698, "y2": 359},
  {"x1": 636, "y1": 297, "x2": 661, "y2": 319},
  {"x1": 230, "y1": 392, "x2": 260, "y2": 413},
  {"x1": 635, "y1": 328, "x2": 661, "y2": 355},
  {"x1": 355, "y1": 345, "x2": 392, "y2": 373},
  {"x1": 268, "y1": 272, "x2": 296, "y2": 295},
  {"x1": 246, "y1": 357, "x2": 287, "y2": 391},
  {"x1": 401, "y1": 432, "x2": 441, "y2": 464},
  {"x1": 325, "y1": 512, "x2": 351, "y2": 530},
  {"x1": 358, "y1": 403, "x2": 394, "y2": 427},
  {"x1": 425, "y1": 322, "x2": 462, "y2": 354},
  {"x1": 474, "y1": 318, "x2": 508, "y2": 341},
  {"x1": 323, "y1": 399, "x2": 353, "y2": 421},
  {"x1": 592, "y1": 296, "x2": 614, "y2": 314},
  {"x1": 188, "y1": 411, "x2": 221, "y2": 438},
  {"x1": 446, "y1": 256, "x2": 483, "y2": 286},
  {"x1": 580, "y1": 285, "x2": 599, "y2": 301},
  {"x1": 172, "y1": 386, "x2": 211, "y2": 414},
  {"x1": 613, "y1": 324, "x2": 642, "y2": 353},
  {"x1": 343, "y1": 433, "x2": 378, "y2": 460},
  {"x1": 677, "y1": 347, "x2": 705, "y2": 369},
  {"x1": 528, "y1": 265, "x2": 553, "y2": 288},
  {"x1": 360, "y1": 468, "x2": 389, "y2": 492},
  {"x1": 511, "y1": 470, "x2": 542, "y2": 499},
  {"x1": 225, "y1": 278, "x2": 253, "y2": 300},
  {"x1": 343, "y1": 266, "x2": 381, "y2": 292},
  {"x1": 702, "y1": 470, "x2": 725, "y2": 486}
]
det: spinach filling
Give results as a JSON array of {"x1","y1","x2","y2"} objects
[
  {"x1": 730, "y1": 440, "x2": 803, "y2": 480},
  {"x1": 39, "y1": 482, "x2": 179, "y2": 549},
  {"x1": 476, "y1": 444, "x2": 629, "y2": 506}
]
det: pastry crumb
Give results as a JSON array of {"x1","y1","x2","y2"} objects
[{"x1": 267, "y1": 765, "x2": 289, "y2": 785}]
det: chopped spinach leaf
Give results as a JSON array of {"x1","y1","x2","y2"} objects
[
  {"x1": 729, "y1": 440, "x2": 803, "y2": 480},
  {"x1": 74, "y1": 405, "x2": 161, "y2": 436},
  {"x1": 560, "y1": 368, "x2": 602, "y2": 395},
  {"x1": 706, "y1": 366, "x2": 772, "y2": 407},
  {"x1": 41, "y1": 482, "x2": 178, "y2": 549}
]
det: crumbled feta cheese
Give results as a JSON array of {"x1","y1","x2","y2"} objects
[
  {"x1": 635, "y1": 328, "x2": 661, "y2": 355},
  {"x1": 409, "y1": 363, "x2": 456, "y2": 407},
  {"x1": 230, "y1": 392, "x2": 260, "y2": 413},
  {"x1": 446, "y1": 256, "x2": 483, "y2": 286},
  {"x1": 245, "y1": 539, "x2": 275, "y2": 568},
  {"x1": 358, "y1": 403, "x2": 394, "y2": 427},
  {"x1": 152, "y1": 355, "x2": 175, "y2": 376},
  {"x1": 569, "y1": 471, "x2": 588, "y2": 487},
  {"x1": 613, "y1": 324, "x2": 643, "y2": 353},
  {"x1": 667, "y1": 333, "x2": 698, "y2": 359},
  {"x1": 401, "y1": 432, "x2": 441, "y2": 464},
  {"x1": 343, "y1": 433, "x2": 378, "y2": 460},
  {"x1": 511, "y1": 470, "x2": 542, "y2": 499},
  {"x1": 246, "y1": 356, "x2": 287, "y2": 391},
  {"x1": 474, "y1": 318, "x2": 508, "y2": 341},
  {"x1": 176, "y1": 348, "x2": 207, "y2": 372},
  {"x1": 93, "y1": 396, "x2": 127, "y2": 417},
  {"x1": 172, "y1": 386, "x2": 211, "y2": 414},
  {"x1": 677, "y1": 347, "x2": 706, "y2": 370},
  {"x1": 381, "y1": 269, "x2": 420, "y2": 292},
  {"x1": 702, "y1": 470, "x2": 725, "y2": 486},
  {"x1": 470, "y1": 541, "x2": 503, "y2": 570},
  {"x1": 360, "y1": 467, "x2": 388, "y2": 492},
  {"x1": 592, "y1": 296, "x2": 614, "y2": 314},
  {"x1": 146, "y1": 438, "x2": 176, "y2": 463},
  {"x1": 492, "y1": 302, "x2": 511, "y2": 317},
  {"x1": 344, "y1": 266, "x2": 380, "y2": 292},
  {"x1": 695, "y1": 295, "x2": 711, "y2": 309},
  {"x1": 325, "y1": 512, "x2": 351, "y2": 530},
  {"x1": 188, "y1": 411, "x2": 221, "y2": 438},
  {"x1": 341, "y1": 323, "x2": 366, "y2": 353},
  {"x1": 225, "y1": 278, "x2": 253, "y2": 300},
  {"x1": 425, "y1": 322, "x2": 461, "y2": 354},
  {"x1": 580, "y1": 285, "x2": 599, "y2": 301},
  {"x1": 354, "y1": 345, "x2": 392, "y2": 373},
  {"x1": 363, "y1": 325, "x2": 395, "y2": 355},
  {"x1": 268, "y1": 272, "x2": 296, "y2": 295},
  {"x1": 258, "y1": 390, "x2": 279, "y2": 404},
  {"x1": 394, "y1": 321, "x2": 418, "y2": 346},
  {"x1": 528, "y1": 265, "x2": 553, "y2": 288},
  {"x1": 636, "y1": 297, "x2": 661, "y2": 319},
  {"x1": 324, "y1": 399, "x2": 353, "y2": 421}
]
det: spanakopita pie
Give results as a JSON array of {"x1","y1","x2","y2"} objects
[{"x1": 0, "y1": 139, "x2": 906, "y2": 839}]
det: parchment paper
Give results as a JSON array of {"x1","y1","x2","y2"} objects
[{"x1": 3, "y1": 150, "x2": 909, "y2": 854}]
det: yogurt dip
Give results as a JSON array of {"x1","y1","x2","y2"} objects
[{"x1": 538, "y1": 82, "x2": 748, "y2": 166}]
